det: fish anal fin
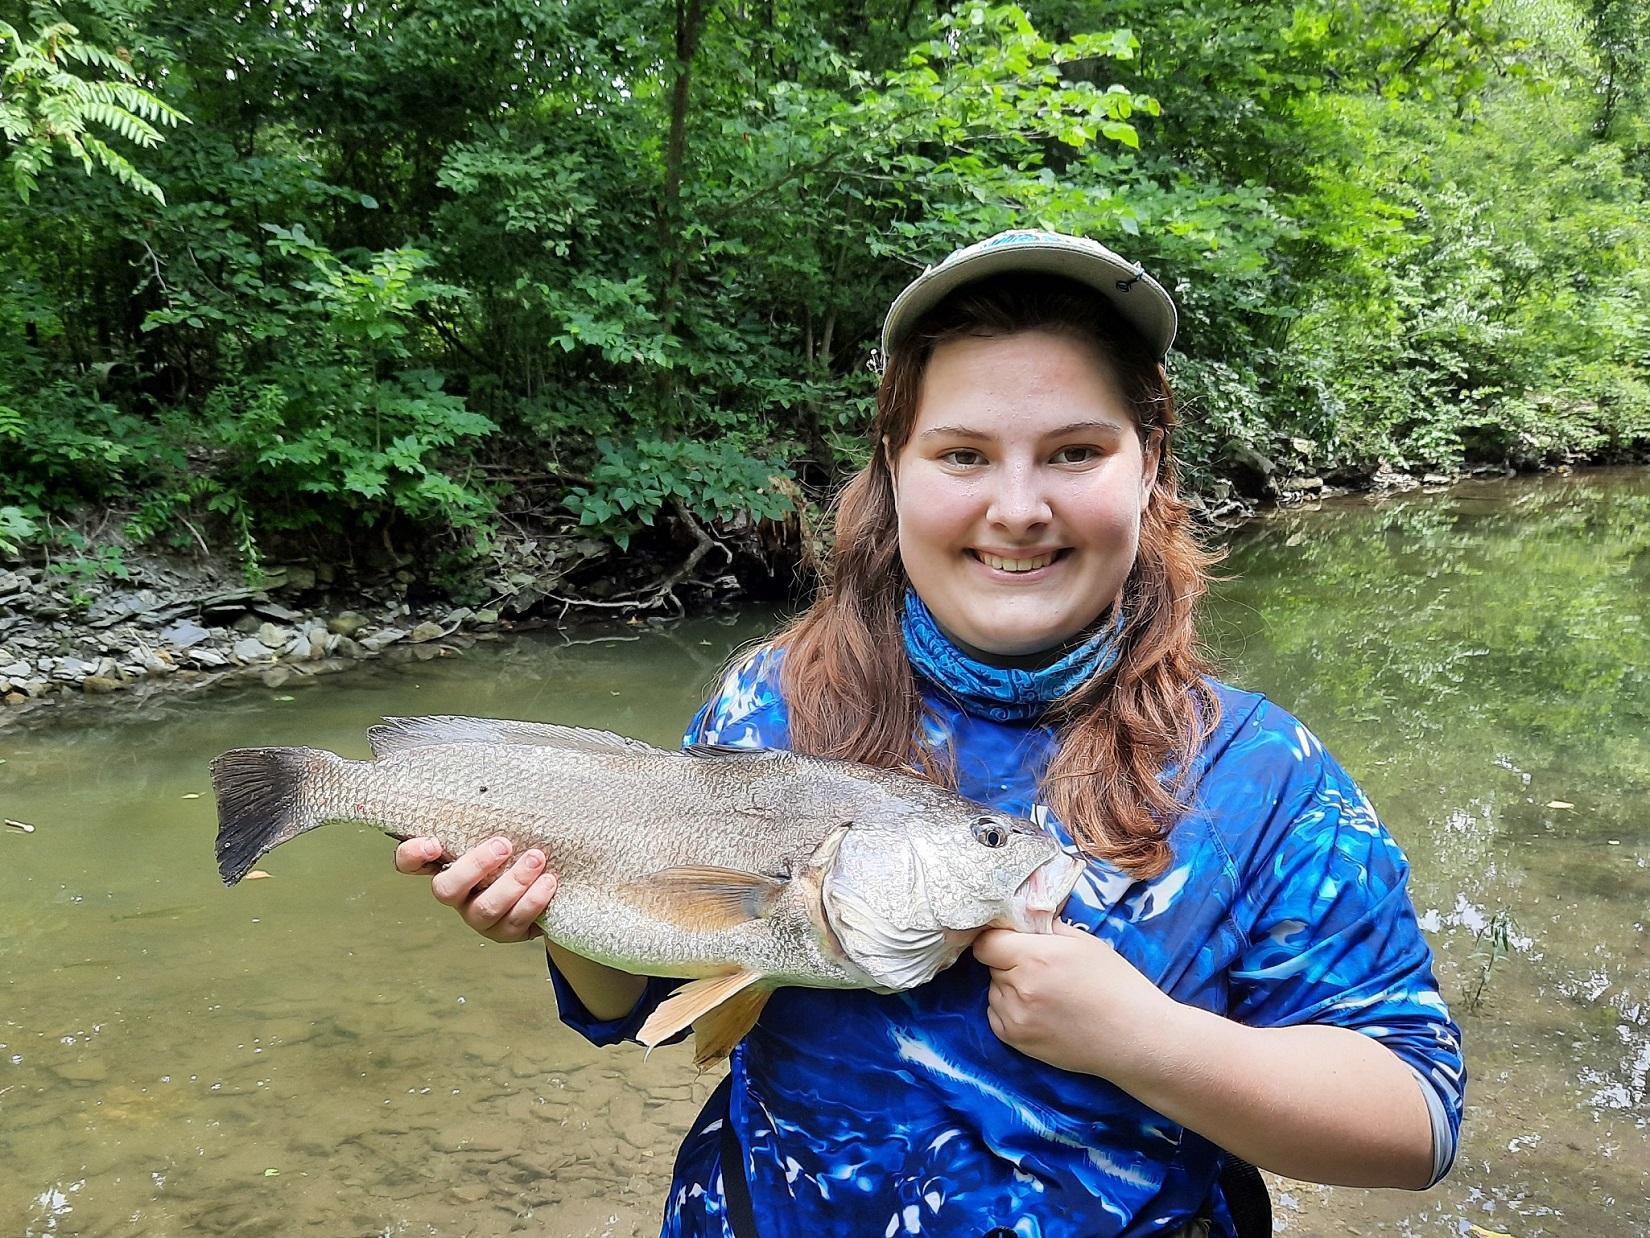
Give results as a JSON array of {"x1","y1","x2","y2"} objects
[
  {"x1": 637, "y1": 971, "x2": 771, "y2": 1067},
  {"x1": 689, "y1": 983, "x2": 773, "y2": 1069},
  {"x1": 618, "y1": 866, "x2": 785, "y2": 931}
]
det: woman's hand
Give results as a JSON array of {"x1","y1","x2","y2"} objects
[
  {"x1": 394, "y1": 836, "x2": 557, "y2": 944},
  {"x1": 973, "y1": 922, "x2": 1434, "y2": 1188},
  {"x1": 973, "y1": 920, "x2": 1171, "y2": 1076}
]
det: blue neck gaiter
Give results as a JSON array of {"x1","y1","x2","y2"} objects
[{"x1": 900, "y1": 588, "x2": 1126, "y2": 723}]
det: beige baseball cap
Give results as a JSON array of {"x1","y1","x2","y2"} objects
[{"x1": 881, "y1": 229, "x2": 1177, "y2": 360}]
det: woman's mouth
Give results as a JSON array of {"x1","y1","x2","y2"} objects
[{"x1": 973, "y1": 549, "x2": 1062, "y2": 573}]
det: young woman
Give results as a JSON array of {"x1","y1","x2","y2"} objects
[{"x1": 397, "y1": 231, "x2": 1465, "y2": 1238}]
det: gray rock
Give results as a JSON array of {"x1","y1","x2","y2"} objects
[
  {"x1": 260, "y1": 666, "x2": 292, "y2": 688},
  {"x1": 474, "y1": 609, "x2": 500, "y2": 625},
  {"x1": 327, "y1": 611, "x2": 369, "y2": 638},
  {"x1": 157, "y1": 619, "x2": 211, "y2": 649},
  {"x1": 255, "y1": 622, "x2": 290, "y2": 649},
  {"x1": 20, "y1": 678, "x2": 49, "y2": 697},
  {"x1": 281, "y1": 635, "x2": 311, "y2": 661},
  {"x1": 232, "y1": 638, "x2": 274, "y2": 664},
  {"x1": 406, "y1": 621, "x2": 446, "y2": 644},
  {"x1": 332, "y1": 636, "x2": 366, "y2": 659},
  {"x1": 250, "y1": 599, "x2": 303, "y2": 622},
  {"x1": 359, "y1": 628, "x2": 407, "y2": 652},
  {"x1": 142, "y1": 653, "x2": 176, "y2": 676},
  {"x1": 274, "y1": 566, "x2": 317, "y2": 592},
  {"x1": 231, "y1": 612, "x2": 263, "y2": 634},
  {"x1": 81, "y1": 675, "x2": 122, "y2": 694},
  {"x1": 1279, "y1": 476, "x2": 1324, "y2": 493},
  {"x1": 0, "y1": 660, "x2": 28, "y2": 679},
  {"x1": 188, "y1": 647, "x2": 229, "y2": 669}
]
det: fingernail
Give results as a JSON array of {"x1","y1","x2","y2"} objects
[
  {"x1": 490, "y1": 838, "x2": 511, "y2": 858},
  {"x1": 521, "y1": 850, "x2": 544, "y2": 872}
]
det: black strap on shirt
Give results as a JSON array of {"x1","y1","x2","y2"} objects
[
  {"x1": 711, "y1": 1074, "x2": 759, "y2": 1238},
  {"x1": 1219, "y1": 1153, "x2": 1271, "y2": 1238}
]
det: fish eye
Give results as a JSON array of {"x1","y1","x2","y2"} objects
[{"x1": 972, "y1": 818, "x2": 1009, "y2": 848}]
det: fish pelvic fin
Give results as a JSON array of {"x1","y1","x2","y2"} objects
[
  {"x1": 637, "y1": 971, "x2": 771, "y2": 1068},
  {"x1": 617, "y1": 866, "x2": 785, "y2": 932},
  {"x1": 211, "y1": 747, "x2": 334, "y2": 886}
]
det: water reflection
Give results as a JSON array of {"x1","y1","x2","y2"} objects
[{"x1": 3, "y1": 472, "x2": 1647, "y2": 1236}]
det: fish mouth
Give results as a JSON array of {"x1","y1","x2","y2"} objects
[{"x1": 995, "y1": 851, "x2": 1083, "y2": 933}]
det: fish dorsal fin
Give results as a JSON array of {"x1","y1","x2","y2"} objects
[
  {"x1": 368, "y1": 715, "x2": 665, "y2": 759},
  {"x1": 618, "y1": 866, "x2": 786, "y2": 931},
  {"x1": 637, "y1": 970, "x2": 772, "y2": 1067},
  {"x1": 683, "y1": 743, "x2": 789, "y2": 762}
]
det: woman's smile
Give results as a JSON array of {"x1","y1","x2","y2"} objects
[
  {"x1": 972, "y1": 548, "x2": 1064, "y2": 574},
  {"x1": 891, "y1": 330, "x2": 1157, "y2": 659}
]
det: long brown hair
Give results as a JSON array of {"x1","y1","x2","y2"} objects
[{"x1": 775, "y1": 273, "x2": 1220, "y2": 879}]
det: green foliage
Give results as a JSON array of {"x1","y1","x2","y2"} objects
[
  {"x1": 0, "y1": 501, "x2": 38, "y2": 555},
  {"x1": 0, "y1": 12, "x2": 186, "y2": 202},
  {"x1": 565, "y1": 437, "x2": 795, "y2": 550},
  {"x1": 0, "y1": 0, "x2": 1646, "y2": 576}
]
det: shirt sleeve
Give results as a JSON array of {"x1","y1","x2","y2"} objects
[
  {"x1": 548, "y1": 644, "x2": 792, "y2": 1046},
  {"x1": 1224, "y1": 724, "x2": 1466, "y2": 1184}
]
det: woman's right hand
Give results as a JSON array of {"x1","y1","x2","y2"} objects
[{"x1": 394, "y1": 836, "x2": 557, "y2": 944}]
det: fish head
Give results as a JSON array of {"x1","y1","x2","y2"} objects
[{"x1": 819, "y1": 801, "x2": 1081, "y2": 991}]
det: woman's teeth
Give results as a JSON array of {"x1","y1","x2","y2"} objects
[{"x1": 976, "y1": 550, "x2": 1056, "y2": 573}]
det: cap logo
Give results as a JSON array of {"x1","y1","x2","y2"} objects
[{"x1": 1115, "y1": 263, "x2": 1147, "y2": 293}]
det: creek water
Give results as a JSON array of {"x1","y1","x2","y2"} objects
[{"x1": 3, "y1": 469, "x2": 1647, "y2": 1237}]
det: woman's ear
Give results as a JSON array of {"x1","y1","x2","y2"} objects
[{"x1": 1141, "y1": 427, "x2": 1164, "y2": 501}]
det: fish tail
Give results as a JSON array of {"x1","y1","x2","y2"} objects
[{"x1": 212, "y1": 747, "x2": 336, "y2": 886}]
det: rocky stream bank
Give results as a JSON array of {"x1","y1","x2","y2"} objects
[{"x1": 0, "y1": 554, "x2": 524, "y2": 730}]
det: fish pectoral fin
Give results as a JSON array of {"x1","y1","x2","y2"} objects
[
  {"x1": 618, "y1": 866, "x2": 786, "y2": 931},
  {"x1": 636, "y1": 970, "x2": 771, "y2": 1068}
]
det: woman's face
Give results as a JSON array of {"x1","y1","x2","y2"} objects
[{"x1": 890, "y1": 330, "x2": 1158, "y2": 659}]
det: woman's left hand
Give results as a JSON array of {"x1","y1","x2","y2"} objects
[
  {"x1": 973, "y1": 922, "x2": 1437, "y2": 1188},
  {"x1": 972, "y1": 921, "x2": 1172, "y2": 1078}
]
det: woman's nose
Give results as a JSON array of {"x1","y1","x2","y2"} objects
[{"x1": 986, "y1": 463, "x2": 1053, "y2": 531}]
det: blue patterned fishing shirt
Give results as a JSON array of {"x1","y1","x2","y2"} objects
[{"x1": 550, "y1": 644, "x2": 1465, "y2": 1238}]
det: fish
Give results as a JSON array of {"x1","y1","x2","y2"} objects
[{"x1": 211, "y1": 715, "x2": 1083, "y2": 1066}]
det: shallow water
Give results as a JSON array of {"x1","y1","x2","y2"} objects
[{"x1": 3, "y1": 470, "x2": 1647, "y2": 1237}]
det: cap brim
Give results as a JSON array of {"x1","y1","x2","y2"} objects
[{"x1": 881, "y1": 235, "x2": 1177, "y2": 360}]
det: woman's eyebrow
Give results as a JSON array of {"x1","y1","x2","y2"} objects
[
  {"x1": 916, "y1": 418, "x2": 1130, "y2": 442},
  {"x1": 1044, "y1": 419, "x2": 1131, "y2": 438}
]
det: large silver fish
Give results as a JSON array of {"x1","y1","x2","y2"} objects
[{"x1": 212, "y1": 715, "x2": 1082, "y2": 1064}]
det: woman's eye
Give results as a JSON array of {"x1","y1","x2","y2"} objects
[
  {"x1": 1052, "y1": 445, "x2": 1100, "y2": 465},
  {"x1": 940, "y1": 449, "x2": 985, "y2": 468}
]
